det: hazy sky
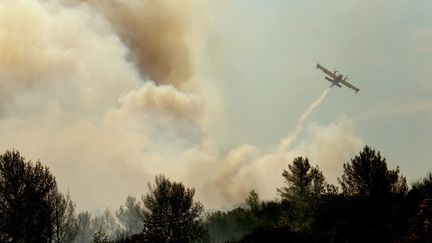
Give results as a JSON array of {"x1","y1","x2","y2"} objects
[
  {"x1": 0, "y1": 0, "x2": 431, "y2": 211},
  {"x1": 211, "y1": 0, "x2": 432, "y2": 181}
]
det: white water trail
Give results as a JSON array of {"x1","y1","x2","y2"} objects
[{"x1": 279, "y1": 88, "x2": 330, "y2": 150}]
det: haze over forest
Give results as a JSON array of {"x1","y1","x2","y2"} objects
[{"x1": 0, "y1": 0, "x2": 431, "y2": 215}]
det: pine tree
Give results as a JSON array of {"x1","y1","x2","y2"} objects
[
  {"x1": 0, "y1": 150, "x2": 57, "y2": 242},
  {"x1": 141, "y1": 175, "x2": 204, "y2": 243},
  {"x1": 278, "y1": 157, "x2": 329, "y2": 202},
  {"x1": 338, "y1": 145, "x2": 407, "y2": 198},
  {"x1": 245, "y1": 190, "x2": 260, "y2": 212},
  {"x1": 277, "y1": 157, "x2": 330, "y2": 232}
]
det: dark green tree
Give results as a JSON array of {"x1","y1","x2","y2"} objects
[
  {"x1": 411, "y1": 172, "x2": 432, "y2": 199},
  {"x1": 278, "y1": 157, "x2": 329, "y2": 202},
  {"x1": 277, "y1": 157, "x2": 330, "y2": 232},
  {"x1": 338, "y1": 145, "x2": 407, "y2": 198},
  {"x1": 403, "y1": 172, "x2": 432, "y2": 243},
  {"x1": 333, "y1": 146, "x2": 409, "y2": 242},
  {"x1": 0, "y1": 150, "x2": 57, "y2": 243},
  {"x1": 141, "y1": 175, "x2": 204, "y2": 243},
  {"x1": 204, "y1": 208, "x2": 255, "y2": 243},
  {"x1": 245, "y1": 190, "x2": 260, "y2": 212},
  {"x1": 92, "y1": 226, "x2": 109, "y2": 243},
  {"x1": 407, "y1": 198, "x2": 432, "y2": 243}
]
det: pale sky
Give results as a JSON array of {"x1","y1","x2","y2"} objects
[{"x1": 210, "y1": 0, "x2": 432, "y2": 182}]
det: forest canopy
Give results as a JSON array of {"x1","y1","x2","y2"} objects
[{"x1": 0, "y1": 146, "x2": 431, "y2": 243}]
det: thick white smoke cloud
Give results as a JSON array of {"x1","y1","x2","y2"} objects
[
  {"x1": 0, "y1": 0, "x2": 362, "y2": 210},
  {"x1": 191, "y1": 97, "x2": 362, "y2": 208}
]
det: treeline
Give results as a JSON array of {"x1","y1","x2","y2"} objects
[
  {"x1": 0, "y1": 150, "x2": 202, "y2": 243},
  {"x1": 205, "y1": 146, "x2": 429, "y2": 243},
  {"x1": 1, "y1": 146, "x2": 432, "y2": 242}
]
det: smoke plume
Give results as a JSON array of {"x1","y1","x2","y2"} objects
[
  {"x1": 0, "y1": 0, "x2": 362, "y2": 210},
  {"x1": 280, "y1": 88, "x2": 330, "y2": 149},
  {"x1": 77, "y1": 0, "x2": 207, "y2": 88},
  {"x1": 194, "y1": 92, "x2": 361, "y2": 208}
]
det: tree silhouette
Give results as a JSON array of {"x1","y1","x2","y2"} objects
[
  {"x1": 0, "y1": 150, "x2": 57, "y2": 242},
  {"x1": 116, "y1": 196, "x2": 143, "y2": 237},
  {"x1": 333, "y1": 146, "x2": 409, "y2": 242},
  {"x1": 278, "y1": 157, "x2": 329, "y2": 202},
  {"x1": 0, "y1": 150, "x2": 81, "y2": 243},
  {"x1": 412, "y1": 172, "x2": 432, "y2": 199},
  {"x1": 141, "y1": 175, "x2": 204, "y2": 243},
  {"x1": 50, "y1": 190, "x2": 79, "y2": 243},
  {"x1": 338, "y1": 145, "x2": 407, "y2": 198},
  {"x1": 408, "y1": 198, "x2": 432, "y2": 242},
  {"x1": 245, "y1": 190, "x2": 260, "y2": 212},
  {"x1": 277, "y1": 157, "x2": 331, "y2": 232}
]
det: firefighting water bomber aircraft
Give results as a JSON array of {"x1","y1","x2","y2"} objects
[{"x1": 316, "y1": 63, "x2": 360, "y2": 93}]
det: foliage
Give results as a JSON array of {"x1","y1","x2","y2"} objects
[
  {"x1": 0, "y1": 150, "x2": 79, "y2": 243},
  {"x1": 411, "y1": 172, "x2": 432, "y2": 199},
  {"x1": 2, "y1": 146, "x2": 432, "y2": 243},
  {"x1": 407, "y1": 198, "x2": 432, "y2": 242},
  {"x1": 277, "y1": 157, "x2": 331, "y2": 232},
  {"x1": 91, "y1": 208, "x2": 122, "y2": 241},
  {"x1": 278, "y1": 157, "x2": 330, "y2": 201},
  {"x1": 328, "y1": 146, "x2": 410, "y2": 242},
  {"x1": 116, "y1": 196, "x2": 144, "y2": 237},
  {"x1": 93, "y1": 226, "x2": 109, "y2": 243},
  {"x1": 245, "y1": 190, "x2": 259, "y2": 212},
  {"x1": 51, "y1": 190, "x2": 79, "y2": 243},
  {"x1": 338, "y1": 145, "x2": 407, "y2": 198},
  {"x1": 75, "y1": 198, "x2": 143, "y2": 243},
  {"x1": 205, "y1": 207, "x2": 256, "y2": 243},
  {"x1": 74, "y1": 211, "x2": 93, "y2": 243},
  {"x1": 236, "y1": 226, "x2": 318, "y2": 243},
  {"x1": 141, "y1": 175, "x2": 204, "y2": 243},
  {"x1": 204, "y1": 198, "x2": 289, "y2": 242},
  {"x1": 0, "y1": 150, "x2": 57, "y2": 242},
  {"x1": 229, "y1": 146, "x2": 420, "y2": 242}
]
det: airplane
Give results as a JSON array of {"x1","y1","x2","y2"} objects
[{"x1": 316, "y1": 63, "x2": 360, "y2": 93}]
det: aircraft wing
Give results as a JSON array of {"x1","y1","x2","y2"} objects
[
  {"x1": 340, "y1": 79, "x2": 360, "y2": 93},
  {"x1": 316, "y1": 63, "x2": 337, "y2": 79}
]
